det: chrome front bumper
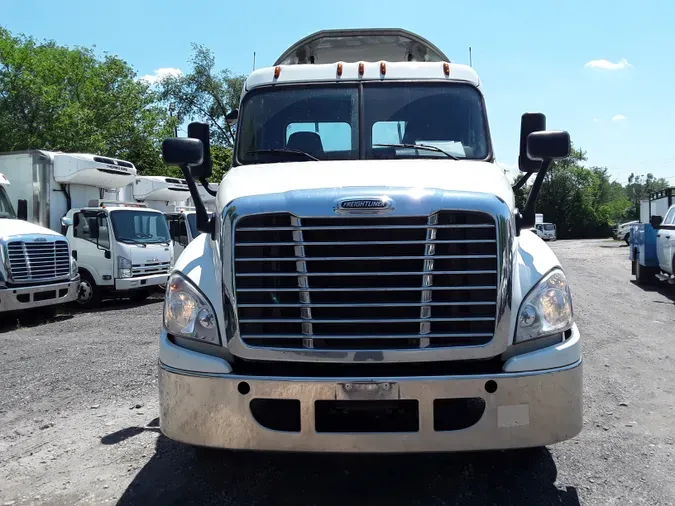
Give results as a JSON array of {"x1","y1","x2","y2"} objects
[
  {"x1": 158, "y1": 359, "x2": 582, "y2": 453},
  {"x1": 0, "y1": 277, "x2": 79, "y2": 313}
]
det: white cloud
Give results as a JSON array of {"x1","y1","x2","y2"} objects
[
  {"x1": 612, "y1": 114, "x2": 626, "y2": 122},
  {"x1": 140, "y1": 67, "x2": 183, "y2": 85},
  {"x1": 593, "y1": 118, "x2": 601, "y2": 122},
  {"x1": 584, "y1": 58, "x2": 632, "y2": 70}
]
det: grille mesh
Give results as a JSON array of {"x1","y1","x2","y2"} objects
[
  {"x1": 234, "y1": 212, "x2": 498, "y2": 350},
  {"x1": 7, "y1": 240, "x2": 70, "y2": 283}
]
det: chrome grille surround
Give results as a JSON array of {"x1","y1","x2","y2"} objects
[
  {"x1": 221, "y1": 188, "x2": 514, "y2": 363},
  {"x1": 1, "y1": 235, "x2": 71, "y2": 285},
  {"x1": 132, "y1": 262, "x2": 171, "y2": 277}
]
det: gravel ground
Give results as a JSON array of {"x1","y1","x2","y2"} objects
[{"x1": 1, "y1": 238, "x2": 674, "y2": 506}]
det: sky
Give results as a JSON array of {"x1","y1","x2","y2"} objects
[{"x1": 2, "y1": 0, "x2": 674, "y2": 184}]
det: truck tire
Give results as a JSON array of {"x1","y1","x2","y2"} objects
[
  {"x1": 76, "y1": 271, "x2": 101, "y2": 308},
  {"x1": 634, "y1": 257, "x2": 651, "y2": 285},
  {"x1": 624, "y1": 233, "x2": 630, "y2": 245},
  {"x1": 129, "y1": 289, "x2": 151, "y2": 303}
]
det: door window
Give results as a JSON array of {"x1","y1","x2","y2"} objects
[
  {"x1": 664, "y1": 207, "x2": 675, "y2": 225},
  {"x1": 73, "y1": 212, "x2": 110, "y2": 249}
]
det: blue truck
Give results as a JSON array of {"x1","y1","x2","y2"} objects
[{"x1": 629, "y1": 187, "x2": 675, "y2": 284}]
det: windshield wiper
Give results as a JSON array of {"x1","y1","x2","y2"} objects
[
  {"x1": 373, "y1": 143, "x2": 460, "y2": 160},
  {"x1": 117, "y1": 238, "x2": 144, "y2": 245},
  {"x1": 247, "y1": 149, "x2": 319, "y2": 161}
]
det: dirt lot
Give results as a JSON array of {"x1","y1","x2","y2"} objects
[{"x1": 1, "y1": 238, "x2": 674, "y2": 506}]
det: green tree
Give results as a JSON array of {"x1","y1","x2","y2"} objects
[
  {"x1": 0, "y1": 27, "x2": 171, "y2": 174},
  {"x1": 157, "y1": 44, "x2": 245, "y2": 181},
  {"x1": 625, "y1": 173, "x2": 670, "y2": 220}
]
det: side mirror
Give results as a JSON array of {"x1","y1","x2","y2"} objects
[
  {"x1": 88, "y1": 218, "x2": 100, "y2": 239},
  {"x1": 650, "y1": 215, "x2": 663, "y2": 229},
  {"x1": 162, "y1": 138, "x2": 204, "y2": 167},
  {"x1": 518, "y1": 113, "x2": 546, "y2": 172},
  {"x1": 527, "y1": 131, "x2": 571, "y2": 161},
  {"x1": 225, "y1": 109, "x2": 239, "y2": 125},
  {"x1": 61, "y1": 216, "x2": 73, "y2": 227},
  {"x1": 17, "y1": 199, "x2": 28, "y2": 221},
  {"x1": 169, "y1": 220, "x2": 179, "y2": 237},
  {"x1": 187, "y1": 122, "x2": 213, "y2": 179}
]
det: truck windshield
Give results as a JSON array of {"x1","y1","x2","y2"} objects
[
  {"x1": 0, "y1": 188, "x2": 16, "y2": 219},
  {"x1": 544, "y1": 224, "x2": 555, "y2": 231},
  {"x1": 110, "y1": 210, "x2": 171, "y2": 244},
  {"x1": 237, "y1": 83, "x2": 489, "y2": 164},
  {"x1": 186, "y1": 213, "x2": 197, "y2": 237}
]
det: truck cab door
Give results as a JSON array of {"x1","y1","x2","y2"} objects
[
  {"x1": 657, "y1": 207, "x2": 675, "y2": 273},
  {"x1": 72, "y1": 211, "x2": 114, "y2": 286}
]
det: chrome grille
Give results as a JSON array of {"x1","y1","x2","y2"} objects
[
  {"x1": 132, "y1": 262, "x2": 171, "y2": 277},
  {"x1": 6, "y1": 240, "x2": 70, "y2": 283},
  {"x1": 233, "y1": 212, "x2": 498, "y2": 351}
]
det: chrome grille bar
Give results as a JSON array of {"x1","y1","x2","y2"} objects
[{"x1": 233, "y1": 211, "x2": 499, "y2": 351}]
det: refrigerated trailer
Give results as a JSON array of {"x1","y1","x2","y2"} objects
[
  {"x1": 157, "y1": 28, "x2": 582, "y2": 454},
  {"x1": 0, "y1": 151, "x2": 173, "y2": 306}
]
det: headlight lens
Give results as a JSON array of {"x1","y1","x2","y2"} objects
[
  {"x1": 515, "y1": 269, "x2": 573, "y2": 343},
  {"x1": 118, "y1": 256, "x2": 132, "y2": 278},
  {"x1": 70, "y1": 256, "x2": 78, "y2": 277},
  {"x1": 163, "y1": 272, "x2": 220, "y2": 345}
]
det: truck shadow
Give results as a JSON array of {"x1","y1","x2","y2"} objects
[
  {"x1": 114, "y1": 433, "x2": 580, "y2": 506},
  {"x1": 629, "y1": 280, "x2": 675, "y2": 305},
  {"x1": 67, "y1": 294, "x2": 163, "y2": 314},
  {"x1": 0, "y1": 311, "x2": 74, "y2": 333}
]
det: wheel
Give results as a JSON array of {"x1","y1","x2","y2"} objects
[
  {"x1": 624, "y1": 233, "x2": 630, "y2": 245},
  {"x1": 634, "y1": 257, "x2": 651, "y2": 285},
  {"x1": 76, "y1": 271, "x2": 101, "y2": 308},
  {"x1": 128, "y1": 289, "x2": 151, "y2": 302}
]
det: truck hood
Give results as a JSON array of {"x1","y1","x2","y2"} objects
[
  {"x1": 0, "y1": 219, "x2": 65, "y2": 241},
  {"x1": 218, "y1": 159, "x2": 515, "y2": 209}
]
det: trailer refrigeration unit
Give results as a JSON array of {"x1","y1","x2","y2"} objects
[
  {"x1": 0, "y1": 172, "x2": 79, "y2": 313},
  {"x1": 157, "y1": 29, "x2": 582, "y2": 454},
  {"x1": 118, "y1": 175, "x2": 191, "y2": 213},
  {"x1": 0, "y1": 151, "x2": 174, "y2": 307},
  {"x1": 630, "y1": 187, "x2": 675, "y2": 284}
]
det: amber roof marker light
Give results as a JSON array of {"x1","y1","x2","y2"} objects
[
  {"x1": 358, "y1": 62, "x2": 365, "y2": 76},
  {"x1": 443, "y1": 62, "x2": 450, "y2": 76},
  {"x1": 337, "y1": 62, "x2": 343, "y2": 77},
  {"x1": 274, "y1": 66, "x2": 281, "y2": 79}
]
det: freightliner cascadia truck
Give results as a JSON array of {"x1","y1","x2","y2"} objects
[{"x1": 157, "y1": 29, "x2": 582, "y2": 453}]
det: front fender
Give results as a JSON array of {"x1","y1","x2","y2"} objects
[
  {"x1": 172, "y1": 233, "x2": 227, "y2": 343},
  {"x1": 509, "y1": 230, "x2": 563, "y2": 342}
]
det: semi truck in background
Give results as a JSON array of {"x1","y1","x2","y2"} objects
[
  {"x1": 0, "y1": 151, "x2": 173, "y2": 307},
  {"x1": 629, "y1": 187, "x2": 675, "y2": 284},
  {"x1": 0, "y1": 172, "x2": 79, "y2": 314},
  {"x1": 156, "y1": 29, "x2": 582, "y2": 454}
]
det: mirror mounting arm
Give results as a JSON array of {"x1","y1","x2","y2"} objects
[
  {"x1": 180, "y1": 164, "x2": 215, "y2": 238},
  {"x1": 516, "y1": 159, "x2": 551, "y2": 235},
  {"x1": 199, "y1": 177, "x2": 218, "y2": 197},
  {"x1": 512, "y1": 171, "x2": 534, "y2": 191}
]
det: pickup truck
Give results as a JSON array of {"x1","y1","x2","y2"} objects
[{"x1": 629, "y1": 189, "x2": 675, "y2": 284}]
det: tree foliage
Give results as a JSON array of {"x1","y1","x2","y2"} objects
[
  {"x1": 0, "y1": 27, "x2": 171, "y2": 174},
  {"x1": 156, "y1": 44, "x2": 246, "y2": 181},
  {"x1": 514, "y1": 144, "x2": 660, "y2": 239}
]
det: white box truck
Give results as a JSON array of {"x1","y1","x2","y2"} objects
[
  {"x1": 157, "y1": 29, "x2": 582, "y2": 454},
  {"x1": 0, "y1": 172, "x2": 79, "y2": 313},
  {"x1": 0, "y1": 151, "x2": 174, "y2": 307}
]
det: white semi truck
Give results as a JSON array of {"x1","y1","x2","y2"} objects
[
  {"x1": 158, "y1": 29, "x2": 582, "y2": 453},
  {"x1": 0, "y1": 172, "x2": 79, "y2": 314},
  {"x1": 0, "y1": 151, "x2": 173, "y2": 307}
]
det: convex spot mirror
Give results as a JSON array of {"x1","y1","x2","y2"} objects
[
  {"x1": 162, "y1": 138, "x2": 204, "y2": 168},
  {"x1": 527, "y1": 131, "x2": 571, "y2": 161}
]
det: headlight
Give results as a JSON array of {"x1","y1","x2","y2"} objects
[
  {"x1": 515, "y1": 269, "x2": 573, "y2": 343},
  {"x1": 164, "y1": 272, "x2": 220, "y2": 345},
  {"x1": 70, "y1": 256, "x2": 78, "y2": 277},
  {"x1": 118, "y1": 256, "x2": 132, "y2": 278}
]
